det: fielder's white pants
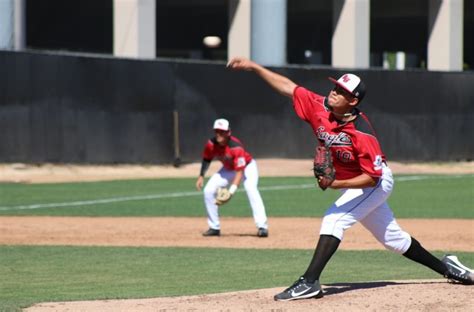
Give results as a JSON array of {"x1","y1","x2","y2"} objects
[
  {"x1": 203, "y1": 159, "x2": 268, "y2": 230},
  {"x1": 320, "y1": 164, "x2": 412, "y2": 254}
]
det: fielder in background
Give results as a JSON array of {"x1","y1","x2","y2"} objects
[
  {"x1": 227, "y1": 57, "x2": 473, "y2": 301},
  {"x1": 196, "y1": 118, "x2": 269, "y2": 238}
]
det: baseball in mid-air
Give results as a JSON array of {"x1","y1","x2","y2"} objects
[{"x1": 203, "y1": 36, "x2": 222, "y2": 48}]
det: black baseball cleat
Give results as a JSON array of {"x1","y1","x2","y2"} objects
[
  {"x1": 202, "y1": 228, "x2": 220, "y2": 237},
  {"x1": 274, "y1": 277, "x2": 324, "y2": 301},
  {"x1": 442, "y1": 254, "x2": 474, "y2": 285},
  {"x1": 257, "y1": 228, "x2": 268, "y2": 238}
]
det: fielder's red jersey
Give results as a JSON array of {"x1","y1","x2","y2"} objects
[
  {"x1": 293, "y1": 86, "x2": 386, "y2": 180},
  {"x1": 202, "y1": 136, "x2": 253, "y2": 171}
]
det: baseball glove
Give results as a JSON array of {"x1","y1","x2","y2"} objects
[
  {"x1": 215, "y1": 187, "x2": 232, "y2": 205},
  {"x1": 313, "y1": 145, "x2": 336, "y2": 191}
]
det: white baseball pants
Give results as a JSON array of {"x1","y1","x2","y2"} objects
[
  {"x1": 320, "y1": 164, "x2": 412, "y2": 254},
  {"x1": 203, "y1": 159, "x2": 268, "y2": 230}
]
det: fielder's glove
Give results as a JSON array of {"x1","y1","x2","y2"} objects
[
  {"x1": 313, "y1": 145, "x2": 336, "y2": 191},
  {"x1": 215, "y1": 187, "x2": 232, "y2": 205}
]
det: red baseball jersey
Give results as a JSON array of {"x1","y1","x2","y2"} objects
[
  {"x1": 202, "y1": 136, "x2": 253, "y2": 171},
  {"x1": 293, "y1": 86, "x2": 386, "y2": 180}
]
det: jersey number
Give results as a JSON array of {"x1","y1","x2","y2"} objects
[{"x1": 336, "y1": 150, "x2": 352, "y2": 162}]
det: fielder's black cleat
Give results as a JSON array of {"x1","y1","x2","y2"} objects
[
  {"x1": 274, "y1": 277, "x2": 324, "y2": 301},
  {"x1": 442, "y1": 254, "x2": 474, "y2": 285},
  {"x1": 257, "y1": 228, "x2": 268, "y2": 238},
  {"x1": 202, "y1": 228, "x2": 220, "y2": 237}
]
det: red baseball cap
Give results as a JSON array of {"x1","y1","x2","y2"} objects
[{"x1": 329, "y1": 73, "x2": 366, "y2": 101}]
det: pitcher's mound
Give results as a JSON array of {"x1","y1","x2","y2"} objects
[{"x1": 25, "y1": 279, "x2": 473, "y2": 312}]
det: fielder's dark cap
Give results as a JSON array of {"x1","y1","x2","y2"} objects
[{"x1": 329, "y1": 73, "x2": 366, "y2": 102}]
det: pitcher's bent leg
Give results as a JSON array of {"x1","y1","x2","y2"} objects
[{"x1": 360, "y1": 202, "x2": 412, "y2": 254}]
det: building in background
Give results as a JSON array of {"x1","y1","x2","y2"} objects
[{"x1": 0, "y1": 0, "x2": 472, "y2": 71}]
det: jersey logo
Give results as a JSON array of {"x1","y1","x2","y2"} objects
[
  {"x1": 316, "y1": 127, "x2": 352, "y2": 146},
  {"x1": 237, "y1": 157, "x2": 246, "y2": 167},
  {"x1": 373, "y1": 155, "x2": 383, "y2": 170}
]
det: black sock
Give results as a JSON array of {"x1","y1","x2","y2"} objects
[
  {"x1": 303, "y1": 235, "x2": 341, "y2": 283},
  {"x1": 403, "y1": 237, "x2": 448, "y2": 276}
]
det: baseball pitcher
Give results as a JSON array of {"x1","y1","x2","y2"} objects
[{"x1": 227, "y1": 57, "x2": 473, "y2": 301}]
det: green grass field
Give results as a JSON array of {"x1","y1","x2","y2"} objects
[
  {"x1": 2, "y1": 246, "x2": 471, "y2": 312},
  {"x1": 0, "y1": 174, "x2": 473, "y2": 311},
  {"x1": 1, "y1": 175, "x2": 473, "y2": 218}
]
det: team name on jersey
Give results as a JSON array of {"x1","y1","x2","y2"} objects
[
  {"x1": 216, "y1": 154, "x2": 233, "y2": 163},
  {"x1": 316, "y1": 126, "x2": 352, "y2": 146}
]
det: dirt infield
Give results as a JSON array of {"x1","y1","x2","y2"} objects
[
  {"x1": 1, "y1": 160, "x2": 472, "y2": 311},
  {"x1": 2, "y1": 217, "x2": 473, "y2": 252},
  {"x1": 1, "y1": 159, "x2": 473, "y2": 184}
]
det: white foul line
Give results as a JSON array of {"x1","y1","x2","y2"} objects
[
  {"x1": 0, "y1": 184, "x2": 314, "y2": 211},
  {"x1": 0, "y1": 175, "x2": 470, "y2": 211}
]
